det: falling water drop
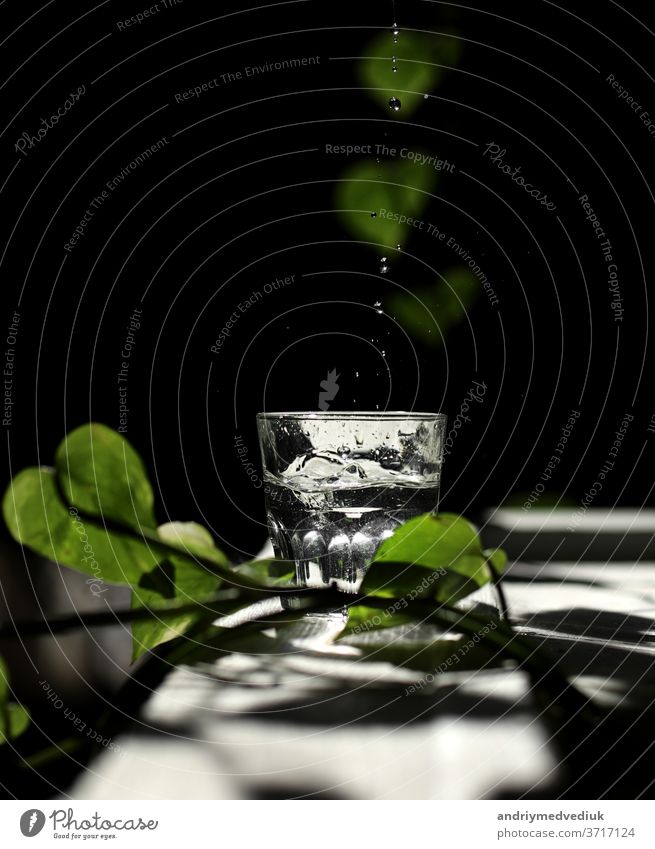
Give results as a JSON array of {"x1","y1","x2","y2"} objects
[
  {"x1": 374, "y1": 300, "x2": 383, "y2": 314},
  {"x1": 379, "y1": 257, "x2": 389, "y2": 274},
  {"x1": 370, "y1": 211, "x2": 377, "y2": 218},
  {"x1": 388, "y1": 97, "x2": 401, "y2": 112},
  {"x1": 396, "y1": 243, "x2": 401, "y2": 251}
]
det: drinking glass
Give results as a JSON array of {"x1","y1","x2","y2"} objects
[{"x1": 257, "y1": 411, "x2": 447, "y2": 591}]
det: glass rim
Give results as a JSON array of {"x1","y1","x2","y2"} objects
[{"x1": 257, "y1": 410, "x2": 446, "y2": 421}]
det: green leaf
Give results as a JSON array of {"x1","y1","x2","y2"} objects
[
  {"x1": 156, "y1": 521, "x2": 229, "y2": 568},
  {"x1": 358, "y1": 31, "x2": 462, "y2": 116},
  {"x1": 0, "y1": 655, "x2": 30, "y2": 745},
  {"x1": 335, "y1": 157, "x2": 437, "y2": 252},
  {"x1": 341, "y1": 604, "x2": 415, "y2": 637},
  {"x1": 55, "y1": 423, "x2": 156, "y2": 531},
  {"x1": 361, "y1": 555, "x2": 489, "y2": 605},
  {"x1": 0, "y1": 655, "x2": 7, "y2": 703},
  {"x1": 130, "y1": 522, "x2": 225, "y2": 659},
  {"x1": 0, "y1": 704, "x2": 30, "y2": 743},
  {"x1": 372, "y1": 512, "x2": 482, "y2": 569},
  {"x1": 360, "y1": 513, "x2": 491, "y2": 604},
  {"x1": 348, "y1": 635, "x2": 499, "y2": 676},
  {"x1": 484, "y1": 548, "x2": 508, "y2": 576},
  {"x1": 233, "y1": 558, "x2": 295, "y2": 586},
  {"x1": 388, "y1": 266, "x2": 480, "y2": 346},
  {"x1": 3, "y1": 467, "x2": 162, "y2": 586}
]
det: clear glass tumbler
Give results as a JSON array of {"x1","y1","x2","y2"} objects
[{"x1": 257, "y1": 411, "x2": 447, "y2": 591}]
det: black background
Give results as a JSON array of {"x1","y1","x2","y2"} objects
[
  {"x1": 1, "y1": 0, "x2": 655, "y2": 801},
  {"x1": 1, "y1": 0, "x2": 654, "y2": 558}
]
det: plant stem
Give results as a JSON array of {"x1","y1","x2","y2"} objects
[
  {"x1": 22, "y1": 736, "x2": 83, "y2": 769},
  {"x1": 0, "y1": 588, "x2": 344, "y2": 639}
]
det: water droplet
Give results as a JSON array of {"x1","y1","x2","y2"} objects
[
  {"x1": 382, "y1": 350, "x2": 386, "y2": 357},
  {"x1": 396, "y1": 243, "x2": 401, "y2": 251},
  {"x1": 392, "y1": 65, "x2": 398, "y2": 73},
  {"x1": 370, "y1": 211, "x2": 377, "y2": 218},
  {"x1": 376, "y1": 157, "x2": 380, "y2": 164},
  {"x1": 423, "y1": 93, "x2": 429, "y2": 99},
  {"x1": 391, "y1": 23, "x2": 400, "y2": 36},
  {"x1": 379, "y1": 257, "x2": 389, "y2": 274},
  {"x1": 374, "y1": 300, "x2": 383, "y2": 314},
  {"x1": 388, "y1": 97, "x2": 401, "y2": 112},
  {"x1": 355, "y1": 371, "x2": 359, "y2": 378}
]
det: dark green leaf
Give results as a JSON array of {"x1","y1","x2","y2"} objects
[
  {"x1": 131, "y1": 522, "x2": 224, "y2": 659},
  {"x1": 361, "y1": 555, "x2": 489, "y2": 605},
  {"x1": 0, "y1": 703, "x2": 30, "y2": 743},
  {"x1": 341, "y1": 604, "x2": 415, "y2": 637},
  {"x1": 0, "y1": 655, "x2": 7, "y2": 703},
  {"x1": 233, "y1": 558, "x2": 295, "y2": 586},
  {"x1": 388, "y1": 266, "x2": 480, "y2": 347},
  {"x1": 0, "y1": 656, "x2": 30, "y2": 745},
  {"x1": 55, "y1": 423, "x2": 156, "y2": 530}
]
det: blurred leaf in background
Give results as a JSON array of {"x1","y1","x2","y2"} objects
[
  {"x1": 335, "y1": 155, "x2": 437, "y2": 251},
  {"x1": 388, "y1": 265, "x2": 479, "y2": 346},
  {"x1": 0, "y1": 655, "x2": 30, "y2": 745},
  {"x1": 358, "y1": 30, "x2": 462, "y2": 116},
  {"x1": 335, "y1": 27, "x2": 481, "y2": 344}
]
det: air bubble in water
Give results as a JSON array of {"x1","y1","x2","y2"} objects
[{"x1": 388, "y1": 97, "x2": 401, "y2": 112}]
